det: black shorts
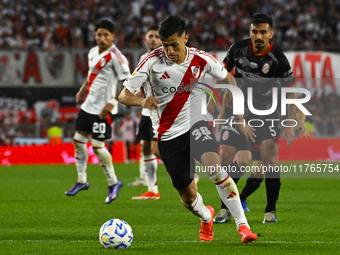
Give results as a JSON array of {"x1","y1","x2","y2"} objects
[
  {"x1": 158, "y1": 121, "x2": 219, "y2": 190},
  {"x1": 247, "y1": 113, "x2": 281, "y2": 161},
  {"x1": 247, "y1": 113, "x2": 281, "y2": 144},
  {"x1": 220, "y1": 123, "x2": 251, "y2": 151},
  {"x1": 75, "y1": 109, "x2": 112, "y2": 141},
  {"x1": 136, "y1": 115, "x2": 156, "y2": 142}
]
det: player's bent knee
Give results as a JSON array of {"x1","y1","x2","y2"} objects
[
  {"x1": 253, "y1": 170, "x2": 265, "y2": 179},
  {"x1": 73, "y1": 132, "x2": 88, "y2": 145},
  {"x1": 263, "y1": 158, "x2": 277, "y2": 167},
  {"x1": 91, "y1": 139, "x2": 105, "y2": 150},
  {"x1": 220, "y1": 151, "x2": 234, "y2": 165},
  {"x1": 178, "y1": 181, "x2": 197, "y2": 205},
  {"x1": 91, "y1": 139, "x2": 112, "y2": 164},
  {"x1": 151, "y1": 142, "x2": 161, "y2": 158},
  {"x1": 238, "y1": 158, "x2": 251, "y2": 167}
]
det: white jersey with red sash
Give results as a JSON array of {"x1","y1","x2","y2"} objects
[
  {"x1": 81, "y1": 44, "x2": 130, "y2": 115},
  {"x1": 123, "y1": 47, "x2": 228, "y2": 141}
]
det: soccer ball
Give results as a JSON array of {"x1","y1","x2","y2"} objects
[{"x1": 99, "y1": 219, "x2": 133, "y2": 249}]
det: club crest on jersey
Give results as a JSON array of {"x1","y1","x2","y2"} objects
[
  {"x1": 191, "y1": 65, "x2": 200, "y2": 78},
  {"x1": 222, "y1": 131, "x2": 229, "y2": 141},
  {"x1": 262, "y1": 63, "x2": 270, "y2": 74}
]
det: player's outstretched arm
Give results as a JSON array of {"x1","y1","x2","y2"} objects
[{"x1": 118, "y1": 87, "x2": 160, "y2": 109}]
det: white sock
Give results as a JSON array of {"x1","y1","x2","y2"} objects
[
  {"x1": 210, "y1": 171, "x2": 249, "y2": 229},
  {"x1": 182, "y1": 193, "x2": 211, "y2": 223},
  {"x1": 73, "y1": 133, "x2": 88, "y2": 183},
  {"x1": 139, "y1": 151, "x2": 146, "y2": 181},
  {"x1": 144, "y1": 155, "x2": 158, "y2": 193},
  {"x1": 91, "y1": 139, "x2": 118, "y2": 186}
]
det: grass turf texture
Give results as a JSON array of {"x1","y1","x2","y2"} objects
[{"x1": 0, "y1": 163, "x2": 339, "y2": 254}]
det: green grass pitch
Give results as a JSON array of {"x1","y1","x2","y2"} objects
[{"x1": 0, "y1": 163, "x2": 339, "y2": 254}]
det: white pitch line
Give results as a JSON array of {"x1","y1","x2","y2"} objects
[{"x1": 0, "y1": 240, "x2": 339, "y2": 244}]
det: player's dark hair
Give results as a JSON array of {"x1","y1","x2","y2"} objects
[
  {"x1": 159, "y1": 15, "x2": 186, "y2": 40},
  {"x1": 251, "y1": 13, "x2": 273, "y2": 28},
  {"x1": 147, "y1": 25, "x2": 159, "y2": 32},
  {"x1": 95, "y1": 19, "x2": 114, "y2": 33}
]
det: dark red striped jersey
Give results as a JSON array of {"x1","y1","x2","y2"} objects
[{"x1": 223, "y1": 38, "x2": 296, "y2": 116}]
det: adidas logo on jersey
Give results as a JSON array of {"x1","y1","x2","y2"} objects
[
  {"x1": 98, "y1": 134, "x2": 105, "y2": 138},
  {"x1": 160, "y1": 72, "x2": 170, "y2": 79}
]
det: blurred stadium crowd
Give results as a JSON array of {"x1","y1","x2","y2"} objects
[
  {"x1": 0, "y1": 0, "x2": 339, "y2": 51},
  {"x1": 0, "y1": 0, "x2": 340, "y2": 145}
]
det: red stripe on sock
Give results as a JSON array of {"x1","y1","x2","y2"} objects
[
  {"x1": 192, "y1": 197, "x2": 199, "y2": 208},
  {"x1": 92, "y1": 147, "x2": 103, "y2": 149},
  {"x1": 214, "y1": 176, "x2": 229, "y2": 186},
  {"x1": 73, "y1": 139, "x2": 86, "y2": 144},
  {"x1": 144, "y1": 158, "x2": 157, "y2": 162}
]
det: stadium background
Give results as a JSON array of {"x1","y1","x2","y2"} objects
[{"x1": 0, "y1": 1, "x2": 340, "y2": 254}]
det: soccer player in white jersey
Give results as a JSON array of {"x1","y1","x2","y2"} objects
[
  {"x1": 129, "y1": 25, "x2": 162, "y2": 200},
  {"x1": 65, "y1": 19, "x2": 130, "y2": 204},
  {"x1": 118, "y1": 15, "x2": 257, "y2": 244}
]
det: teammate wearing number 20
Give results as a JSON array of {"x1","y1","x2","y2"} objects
[{"x1": 65, "y1": 19, "x2": 131, "y2": 204}]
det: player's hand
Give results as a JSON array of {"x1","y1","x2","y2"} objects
[
  {"x1": 99, "y1": 103, "x2": 114, "y2": 119},
  {"x1": 282, "y1": 126, "x2": 295, "y2": 147},
  {"x1": 141, "y1": 97, "x2": 160, "y2": 110},
  {"x1": 76, "y1": 90, "x2": 86, "y2": 103},
  {"x1": 296, "y1": 123, "x2": 309, "y2": 138},
  {"x1": 235, "y1": 121, "x2": 256, "y2": 143}
]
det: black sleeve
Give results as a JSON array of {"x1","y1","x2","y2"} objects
[
  {"x1": 223, "y1": 43, "x2": 236, "y2": 72},
  {"x1": 277, "y1": 53, "x2": 296, "y2": 87}
]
